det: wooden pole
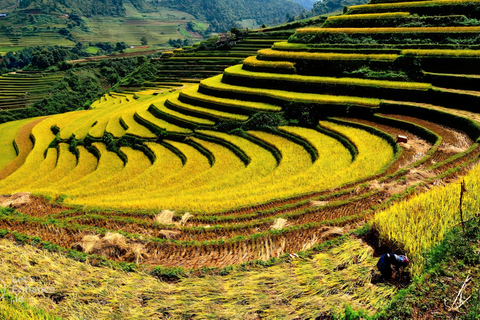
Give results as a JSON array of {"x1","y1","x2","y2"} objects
[{"x1": 459, "y1": 181, "x2": 466, "y2": 235}]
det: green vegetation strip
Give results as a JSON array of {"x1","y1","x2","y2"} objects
[
  {"x1": 257, "y1": 48, "x2": 399, "y2": 61},
  {"x1": 165, "y1": 94, "x2": 249, "y2": 121},
  {"x1": 224, "y1": 65, "x2": 432, "y2": 91},
  {"x1": 200, "y1": 75, "x2": 380, "y2": 108},
  {"x1": 184, "y1": 139, "x2": 215, "y2": 167},
  {"x1": 242, "y1": 56, "x2": 296, "y2": 73},
  {"x1": 315, "y1": 125, "x2": 358, "y2": 161},
  {"x1": 325, "y1": 12, "x2": 411, "y2": 21},
  {"x1": 401, "y1": 49, "x2": 480, "y2": 57},
  {"x1": 268, "y1": 127, "x2": 318, "y2": 162},
  {"x1": 160, "y1": 141, "x2": 187, "y2": 166},
  {"x1": 148, "y1": 103, "x2": 215, "y2": 129},
  {"x1": 323, "y1": 118, "x2": 403, "y2": 174},
  {"x1": 179, "y1": 85, "x2": 281, "y2": 112},
  {"x1": 296, "y1": 26, "x2": 480, "y2": 34},
  {"x1": 193, "y1": 132, "x2": 251, "y2": 166},
  {"x1": 349, "y1": 0, "x2": 480, "y2": 12},
  {"x1": 232, "y1": 130, "x2": 283, "y2": 165}
]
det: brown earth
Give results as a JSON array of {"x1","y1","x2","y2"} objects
[{"x1": 0, "y1": 193, "x2": 67, "y2": 216}]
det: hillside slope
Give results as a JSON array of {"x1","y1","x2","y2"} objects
[
  {"x1": 5, "y1": 0, "x2": 303, "y2": 33},
  {"x1": 310, "y1": 0, "x2": 369, "y2": 16},
  {"x1": 292, "y1": 0, "x2": 318, "y2": 10},
  {"x1": 16, "y1": 0, "x2": 125, "y2": 16},
  {"x1": 151, "y1": 0, "x2": 303, "y2": 31}
]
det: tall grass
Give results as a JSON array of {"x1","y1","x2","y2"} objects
[
  {"x1": 0, "y1": 299, "x2": 62, "y2": 320},
  {"x1": 122, "y1": 111, "x2": 157, "y2": 139},
  {"x1": 60, "y1": 147, "x2": 150, "y2": 197},
  {"x1": 65, "y1": 142, "x2": 184, "y2": 198},
  {"x1": 59, "y1": 109, "x2": 99, "y2": 141},
  {"x1": 0, "y1": 109, "x2": 393, "y2": 212},
  {"x1": 88, "y1": 93, "x2": 172, "y2": 139},
  {"x1": 0, "y1": 117, "x2": 47, "y2": 181},
  {"x1": 51, "y1": 143, "x2": 125, "y2": 194},
  {"x1": 153, "y1": 102, "x2": 216, "y2": 126}
]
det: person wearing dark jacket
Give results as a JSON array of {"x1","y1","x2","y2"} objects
[{"x1": 377, "y1": 253, "x2": 409, "y2": 280}]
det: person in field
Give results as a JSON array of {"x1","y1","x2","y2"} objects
[{"x1": 376, "y1": 253, "x2": 409, "y2": 280}]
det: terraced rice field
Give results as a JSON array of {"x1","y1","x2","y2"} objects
[
  {"x1": 142, "y1": 35, "x2": 291, "y2": 87},
  {"x1": 0, "y1": 71, "x2": 62, "y2": 110},
  {"x1": 0, "y1": 63, "x2": 478, "y2": 272},
  {"x1": 1, "y1": 0, "x2": 480, "y2": 317},
  {"x1": 0, "y1": 4, "x2": 204, "y2": 50},
  {"x1": 0, "y1": 32, "x2": 74, "y2": 49}
]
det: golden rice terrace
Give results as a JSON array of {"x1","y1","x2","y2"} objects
[{"x1": 1, "y1": 0, "x2": 480, "y2": 318}]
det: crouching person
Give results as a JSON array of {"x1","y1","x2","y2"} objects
[{"x1": 376, "y1": 253, "x2": 409, "y2": 281}]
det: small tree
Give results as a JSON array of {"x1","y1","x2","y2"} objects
[
  {"x1": 115, "y1": 42, "x2": 128, "y2": 51},
  {"x1": 343, "y1": 5, "x2": 348, "y2": 14},
  {"x1": 140, "y1": 36, "x2": 148, "y2": 45},
  {"x1": 59, "y1": 28, "x2": 70, "y2": 36},
  {"x1": 286, "y1": 13, "x2": 294, "y2": 23}
]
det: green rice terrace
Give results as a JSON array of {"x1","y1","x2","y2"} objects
[
  {"x1": 0, "y1": 70, "x2": 62, "y2": 110},
  {"x1": 124, "y1": 32, "x2": 300, "y2": 87},
  {"x1": 125, "y1": 16, "x2": 333, "y2": 87},
  {"x1": 0, "y1": 2, "x2": 207, "y2": 53},
  {"x1": 0, "y1": 0, "x2": 479, "y2": 319}
]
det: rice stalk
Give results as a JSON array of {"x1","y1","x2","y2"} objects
[
  {"x1": 154, "y1": 210, "x2": 175, "y2": 225},
  {"x1": 271, "y1": 218, "x2": 288, "y2": 230}
]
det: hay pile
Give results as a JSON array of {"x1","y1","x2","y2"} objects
[
  {"x1": 154, "y1": 210, "x2": 175, "y2": 225},
  {"x1": 0, "y1": 192, "x2": 31, "y2": 208},
  {"x1": 77, "y1": 232, "x2": 148, "y2": 263}
]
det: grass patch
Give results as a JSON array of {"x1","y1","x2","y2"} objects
[{"x1": 85, "y1": 46, "x2": 100, "y2": 54}]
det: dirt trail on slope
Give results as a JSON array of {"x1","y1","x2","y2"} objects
[{"x1": 0, "y1": 117, "x2": 47, "y2": 180}]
